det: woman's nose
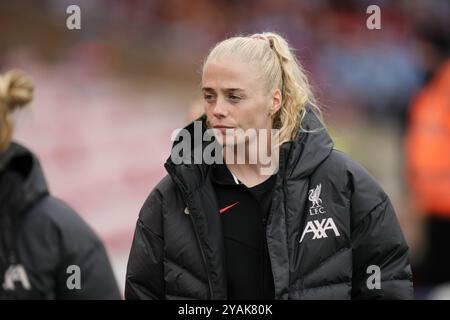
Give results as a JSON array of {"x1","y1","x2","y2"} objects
[{"x1": 212, "y1": 98, "x2": 228, "y2": 117}]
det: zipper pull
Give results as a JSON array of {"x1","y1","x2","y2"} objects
[{"x1": 184, "y1": 206, "x2": 190, "y2": 215}]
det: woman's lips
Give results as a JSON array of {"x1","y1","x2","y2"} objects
[{"x1": 213, "y1": 126, "x2": 234, "y2": 135}]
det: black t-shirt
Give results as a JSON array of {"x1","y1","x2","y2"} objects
[
  {"x1": 209, "y1": 163, "x2": 276, "y2": 299},
  {"x1": 248, "y1": 175, "x2": 277, "y2": 223}
]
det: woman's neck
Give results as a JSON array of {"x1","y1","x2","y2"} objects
[
  {"x1": 222, "y1": 140, "x2": 278, "y2": 187},
  {"x1": 225, "y1": 163, "x2": 273, "y2": 187}
]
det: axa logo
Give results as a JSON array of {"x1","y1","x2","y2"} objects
[
  {"x1": 2, "y1": 264, "x2": 31, "y2": 291},
  {"x1": 300, "y1": 218, "x2": 340, "y2": 243},
  {"x1": 308, "y1": 184, "x2": 326, "y2": 215}
]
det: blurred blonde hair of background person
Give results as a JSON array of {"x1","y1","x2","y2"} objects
[{"x1": 0, "y1": 70, "x2": 34, "y2": 153}]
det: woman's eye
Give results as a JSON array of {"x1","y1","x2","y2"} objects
[
  {"x1": 229, "y1": 95, "x2": 241, "y2": 102},
  {"x1": 204, "y1": 94, "x2": 215, "y2": 102}
]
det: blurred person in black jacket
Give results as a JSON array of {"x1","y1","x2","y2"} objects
[{"x1": 0, "y1": 70, "x2": 121, "y2": 299}]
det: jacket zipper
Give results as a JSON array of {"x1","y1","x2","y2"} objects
[{"x1": 187, "y1": 206, "x2": 215, "y2": 300}]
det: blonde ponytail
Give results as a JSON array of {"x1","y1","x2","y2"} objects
[
  {"x1": 0, "y1": 70, "x2": 34, "y2": 152},
  {"x1": 263, "y1": 32, "x2": 322, "y2": 146}
]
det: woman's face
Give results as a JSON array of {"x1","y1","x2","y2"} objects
[{"x1": 202, "y1": 55, "x2": 281, "y2": 147}]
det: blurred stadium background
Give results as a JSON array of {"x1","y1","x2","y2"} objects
[{"x1": 1, "y1": 0, "x2": 448, "y2": 298}]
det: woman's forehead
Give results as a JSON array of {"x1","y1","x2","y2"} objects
[{"x1": 202, "y1": 57, "x2": 260, "y2": 90}]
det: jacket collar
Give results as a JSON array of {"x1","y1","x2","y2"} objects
[
  {"x1": 0, "y1": 142, "x2": 49, "y2": 217},
  {"x1": 281, "y1": 106, "x2": 334, "y2": 180}
]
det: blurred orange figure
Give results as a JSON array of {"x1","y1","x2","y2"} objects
[
  {"x1": 406, "y1": 59, "x2": 450, "y2": 286},
  {"x1": 406, "y1": 60, "x2": 450, "y2": 217}
]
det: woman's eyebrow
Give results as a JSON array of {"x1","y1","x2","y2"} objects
[
  {"x1": 201, "y1": 87, "x2": 245, "y2": 94},
  {"x1": 222, "y1": 88, "x2": 245, "y2": 94}
]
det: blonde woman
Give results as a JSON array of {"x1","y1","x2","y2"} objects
[
  {"x1": 126, "y1": 33, "x2": 413, "y2": 300},
  {"x1": 0, "y1": 70, "x2": 120, "y2": 299}
]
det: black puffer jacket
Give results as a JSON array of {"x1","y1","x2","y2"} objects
[
  {"x1": 0, "y1": 142, "x2": 121, "y2": 300},
  {"x1": 125, "y1": 107, "x2": 413, "y2": 300}
]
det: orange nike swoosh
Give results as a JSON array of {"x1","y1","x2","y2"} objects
[{"x1": 219, "y1": 201, "x2": 240, "y2": 214}]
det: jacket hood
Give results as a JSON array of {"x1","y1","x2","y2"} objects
[
  {"x1": 164, "y1": 105, "x2": 334, "y2": 192},
  {"x1": 281, "y1": 106, "x2": 334, "y2": 180},
  {"x1": 0, "y1": 142, "x2": 49, "y2": 216}
]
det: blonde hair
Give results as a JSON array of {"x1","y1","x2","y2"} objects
[
  {"x1": 0, "y1": 70, "x2": 34, "y2": 152},
  {"x1": 202, "y1": 32, "x2": 323, "y2": 148}
]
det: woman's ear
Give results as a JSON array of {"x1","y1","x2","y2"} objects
[{"x1": 269, "y1": 88, "x2": 282, "y2": 116}]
